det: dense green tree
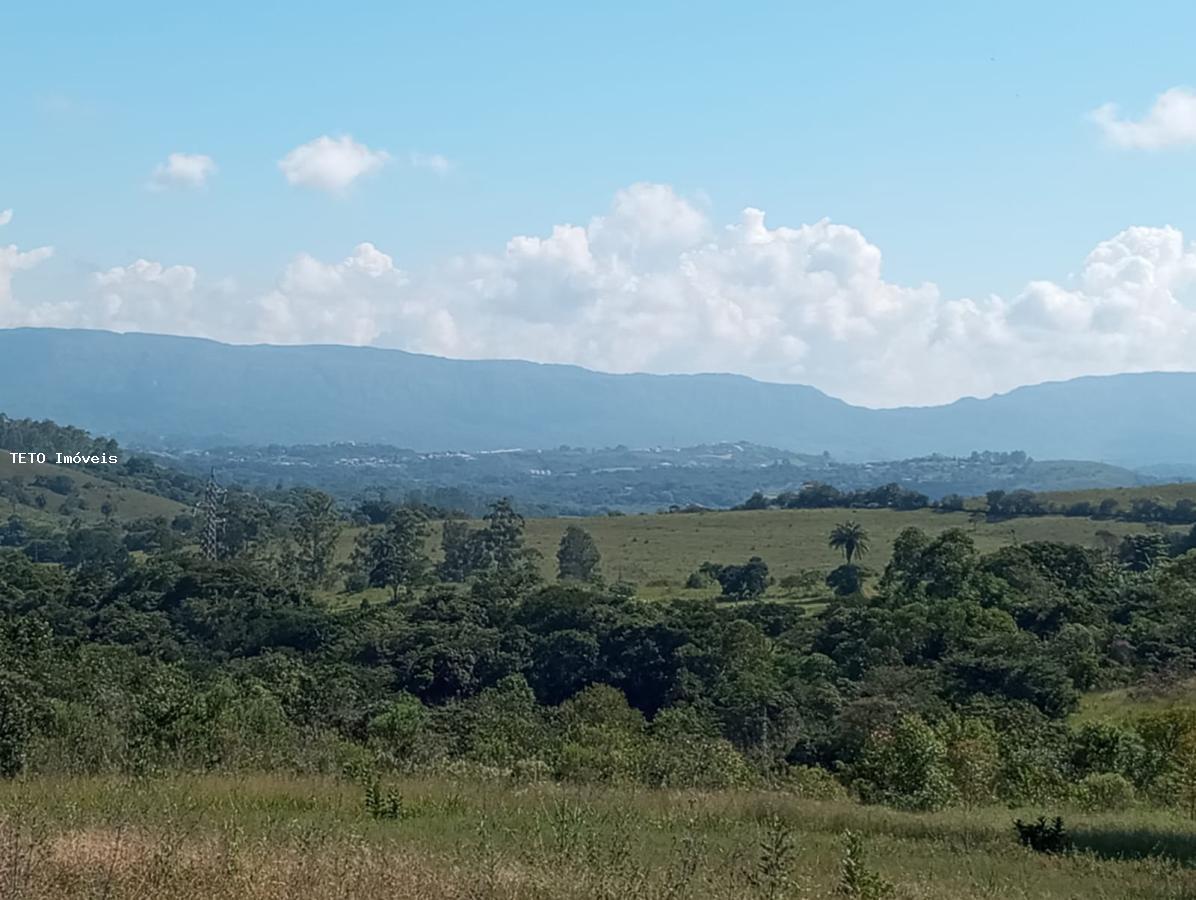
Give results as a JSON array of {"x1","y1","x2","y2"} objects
[
  {"x1": 1118, "y1": 532, "x2": 1171, "y2": 572},
  {"x1": 826, "y1": 564, "x2": 864, "y2": 597},
  {"x1": 437, "y1": 518, "x2": 477, "y2": 582},
  {"x1": 66, "y1": 525, "x2": 129, "y2": 574},
  {"x1": 556, "y1": 525, "x2": 602, "y2": 583},
  {"x1": 290, "y1": 490, "x2": 342, "y2": 587},
  {"x1": 468, "y1": 499, "x2": 543, "y2": 601},
  {"x1": 353, "y1": 508, "x2": 432, "y2": 601},
  {"x1": 701, "y1": 557, "x2": 770, "y2": 601},
  {"x1": 482, "y1": 498, "x2": 526, "y2": 570}
]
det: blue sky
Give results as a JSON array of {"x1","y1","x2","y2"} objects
[{"x1": 3, "y1": 2, "x2": 1196, "y2": 405}]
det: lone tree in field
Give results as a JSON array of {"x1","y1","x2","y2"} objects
[
  {"x1": 829, "y1": 521, "x2": 870, "y2": 565},
  {"x1": 557, "y1": 525, "x2": 602, "y2": 583}
]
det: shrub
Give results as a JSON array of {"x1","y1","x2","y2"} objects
[
  {"x1": 1074, "y1": 772, "x2": 1135, "y2": 812},
  {"x1": 363, "y1": 778, "x2": 405, "y2": 820},
  {"x1": 838, "y1": 830, "x2": 895, "y2": 898},
  {"x1": 775, "y1": 764, "x2": 847, "y2": 801},
  {"x1": 643, "y1": 734, "x2": 755, "y2": 789},
  {"x1": 855, "y1": 714, "x2": 955, "y2": 811},
  {"x1": 1014, "y1": 816, "x2": 1070, "y2": 854},
  {"x1": 511, "y1": 757, "x2": 552, "y2": 783},
  {"x1": 778, "y1": 569, "x2": 824, "y2": 594},
  {"x1": 0, "y1": 673, "x2": 33, "y2": 778},
  {"x1": 343, "y1": 571, "x2": 369, "y2": 593}
]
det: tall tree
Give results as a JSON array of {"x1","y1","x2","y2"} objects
[
  {"x1": 829, "y1": 521, "x2": 870, "y2": 565},
  {"x1": 482, "y1": 498, "x2": 526, "y2": 572},
  {"x1": 353, "y1": 507, "x2": 432, "y2": 601},
  {"x1": 469, "y1": 498, "x2": 542, "y2": 601},
  {"x1": 291, "y1": 490, "x2": 342, "y2": 587},
  {"x1": 438, "y1": 518, "x2": 483, "y2": 582},
  {"x1": 556, "y1": 525, "x2": 602, "y2": 583}
]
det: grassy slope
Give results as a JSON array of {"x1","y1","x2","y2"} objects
[
  {"x1": 1076, "y1": 677, "x2": 1196, "y2": 725},
  {"x1": 2, "y1": 774, "x2": 1192, "y2": 899},
  {"x1": 1039, "y1": 481, "x2": 1196, "y2": 507},
  {"x1": 0, "y1": 454, "x2": 184, "y2": 525}
]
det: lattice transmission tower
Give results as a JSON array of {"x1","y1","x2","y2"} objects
[{"x1": 196, "y1": 467, "x2": 226, "y2": 560}]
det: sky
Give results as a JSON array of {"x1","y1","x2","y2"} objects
[{"x1": 3, "y1": 1, "x2": 1196, "y2": 407}]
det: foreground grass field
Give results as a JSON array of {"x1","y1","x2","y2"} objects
[{"x1": 1, "y1": 775, "x2": 1193, "y2": 899}]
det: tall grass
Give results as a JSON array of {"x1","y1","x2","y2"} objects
[{"x1": 3, "y1": 774, "x2": 1195, "y2": 898}]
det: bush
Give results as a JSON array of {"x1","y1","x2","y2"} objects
[
  {"x1": 363, "y1": 778, "x2": 405, "y2": 820},
  {"x1": 0, "y1": 673, "x2": 34, "y2": 778},
  {"x1": 855, "y1": 714, "x2": 956, "y2": 811},
  {"x1": 642, "y1": 734, "x2": 755, "y2": 789},
  {"x1": 775, "y1": 764, "x2": 848, "y2": 800},
  {"x1": 343, "y1": 571, "x2": 369, "y2": 593},
  {"x1": 838, "y1": 830, "x2": 895, "y2": 898},
  {"x1": 1014, "y1": 816, "x2": 1070, "y2": 854},
  {"x1": 511, "y1": 757, "x2": 552, "y2": 783},
  {"x1": 1074, "y1": 772, "x2": 1135, "y2": 812},
  {"x1": 778, "y1": 569, "x2": 824, "y2": 594}
]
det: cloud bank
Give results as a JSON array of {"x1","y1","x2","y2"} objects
[{"x1": 3, "y1": 184, "x2": 1196, "y2": 407}]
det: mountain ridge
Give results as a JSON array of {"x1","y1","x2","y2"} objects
[{"x1": 1, "y1": 327, "x2": 1192, "y2": 465}]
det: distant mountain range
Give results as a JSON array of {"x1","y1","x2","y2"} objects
[{"x1": 1, "y1": 327, "x2": 1193, "y2": 466}]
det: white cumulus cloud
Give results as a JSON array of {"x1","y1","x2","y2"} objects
[
  {"x1": 149, "y1": 153, "x2": 217, "y2": 190},
  {"x1": 278, "y1": 135, "x2": 391, "y2": 193},
  {"x1": 5, "y1": 183, "x2": 1196, "y2": 407},
  {"x1": 1090, "y1": 87, "x2": 1196, "y2": 149},
  {"x1": 0, "y1": 210, "x2": 54, "y2": 318}
]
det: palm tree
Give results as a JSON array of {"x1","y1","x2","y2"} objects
[{"x1": 828, "y1": 521, "x2": 870, "y2": 565}]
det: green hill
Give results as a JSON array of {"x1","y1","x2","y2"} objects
[{"x1": 0, "y1": 453, "x2": 186, "y2": 526}]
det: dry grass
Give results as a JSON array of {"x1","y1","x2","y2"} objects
[{"x1": 2, "y1": 775, "x2": 1195, "y2": 899}]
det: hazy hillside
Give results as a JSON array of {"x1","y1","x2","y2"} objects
[
  {"x1": 2, "y1": 327, "x2": 1194, "y2": 465},
  {"x1": 162, "y1": 443, "x2": 1150, "y2": 514}
]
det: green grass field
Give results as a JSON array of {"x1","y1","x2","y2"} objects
[
  {"x1": 1, "y1": 774, "x2": 1192, "y2": 899},
  {"x1": 522, "y1": 508, "x2": 1161, "y2": 590},
  {"x1": 1039, "y1": 482, "x2": 1196, "y2": 507},
  {"x1": 332, "y1": 506, "x2": 1165, "y2": 603}
]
